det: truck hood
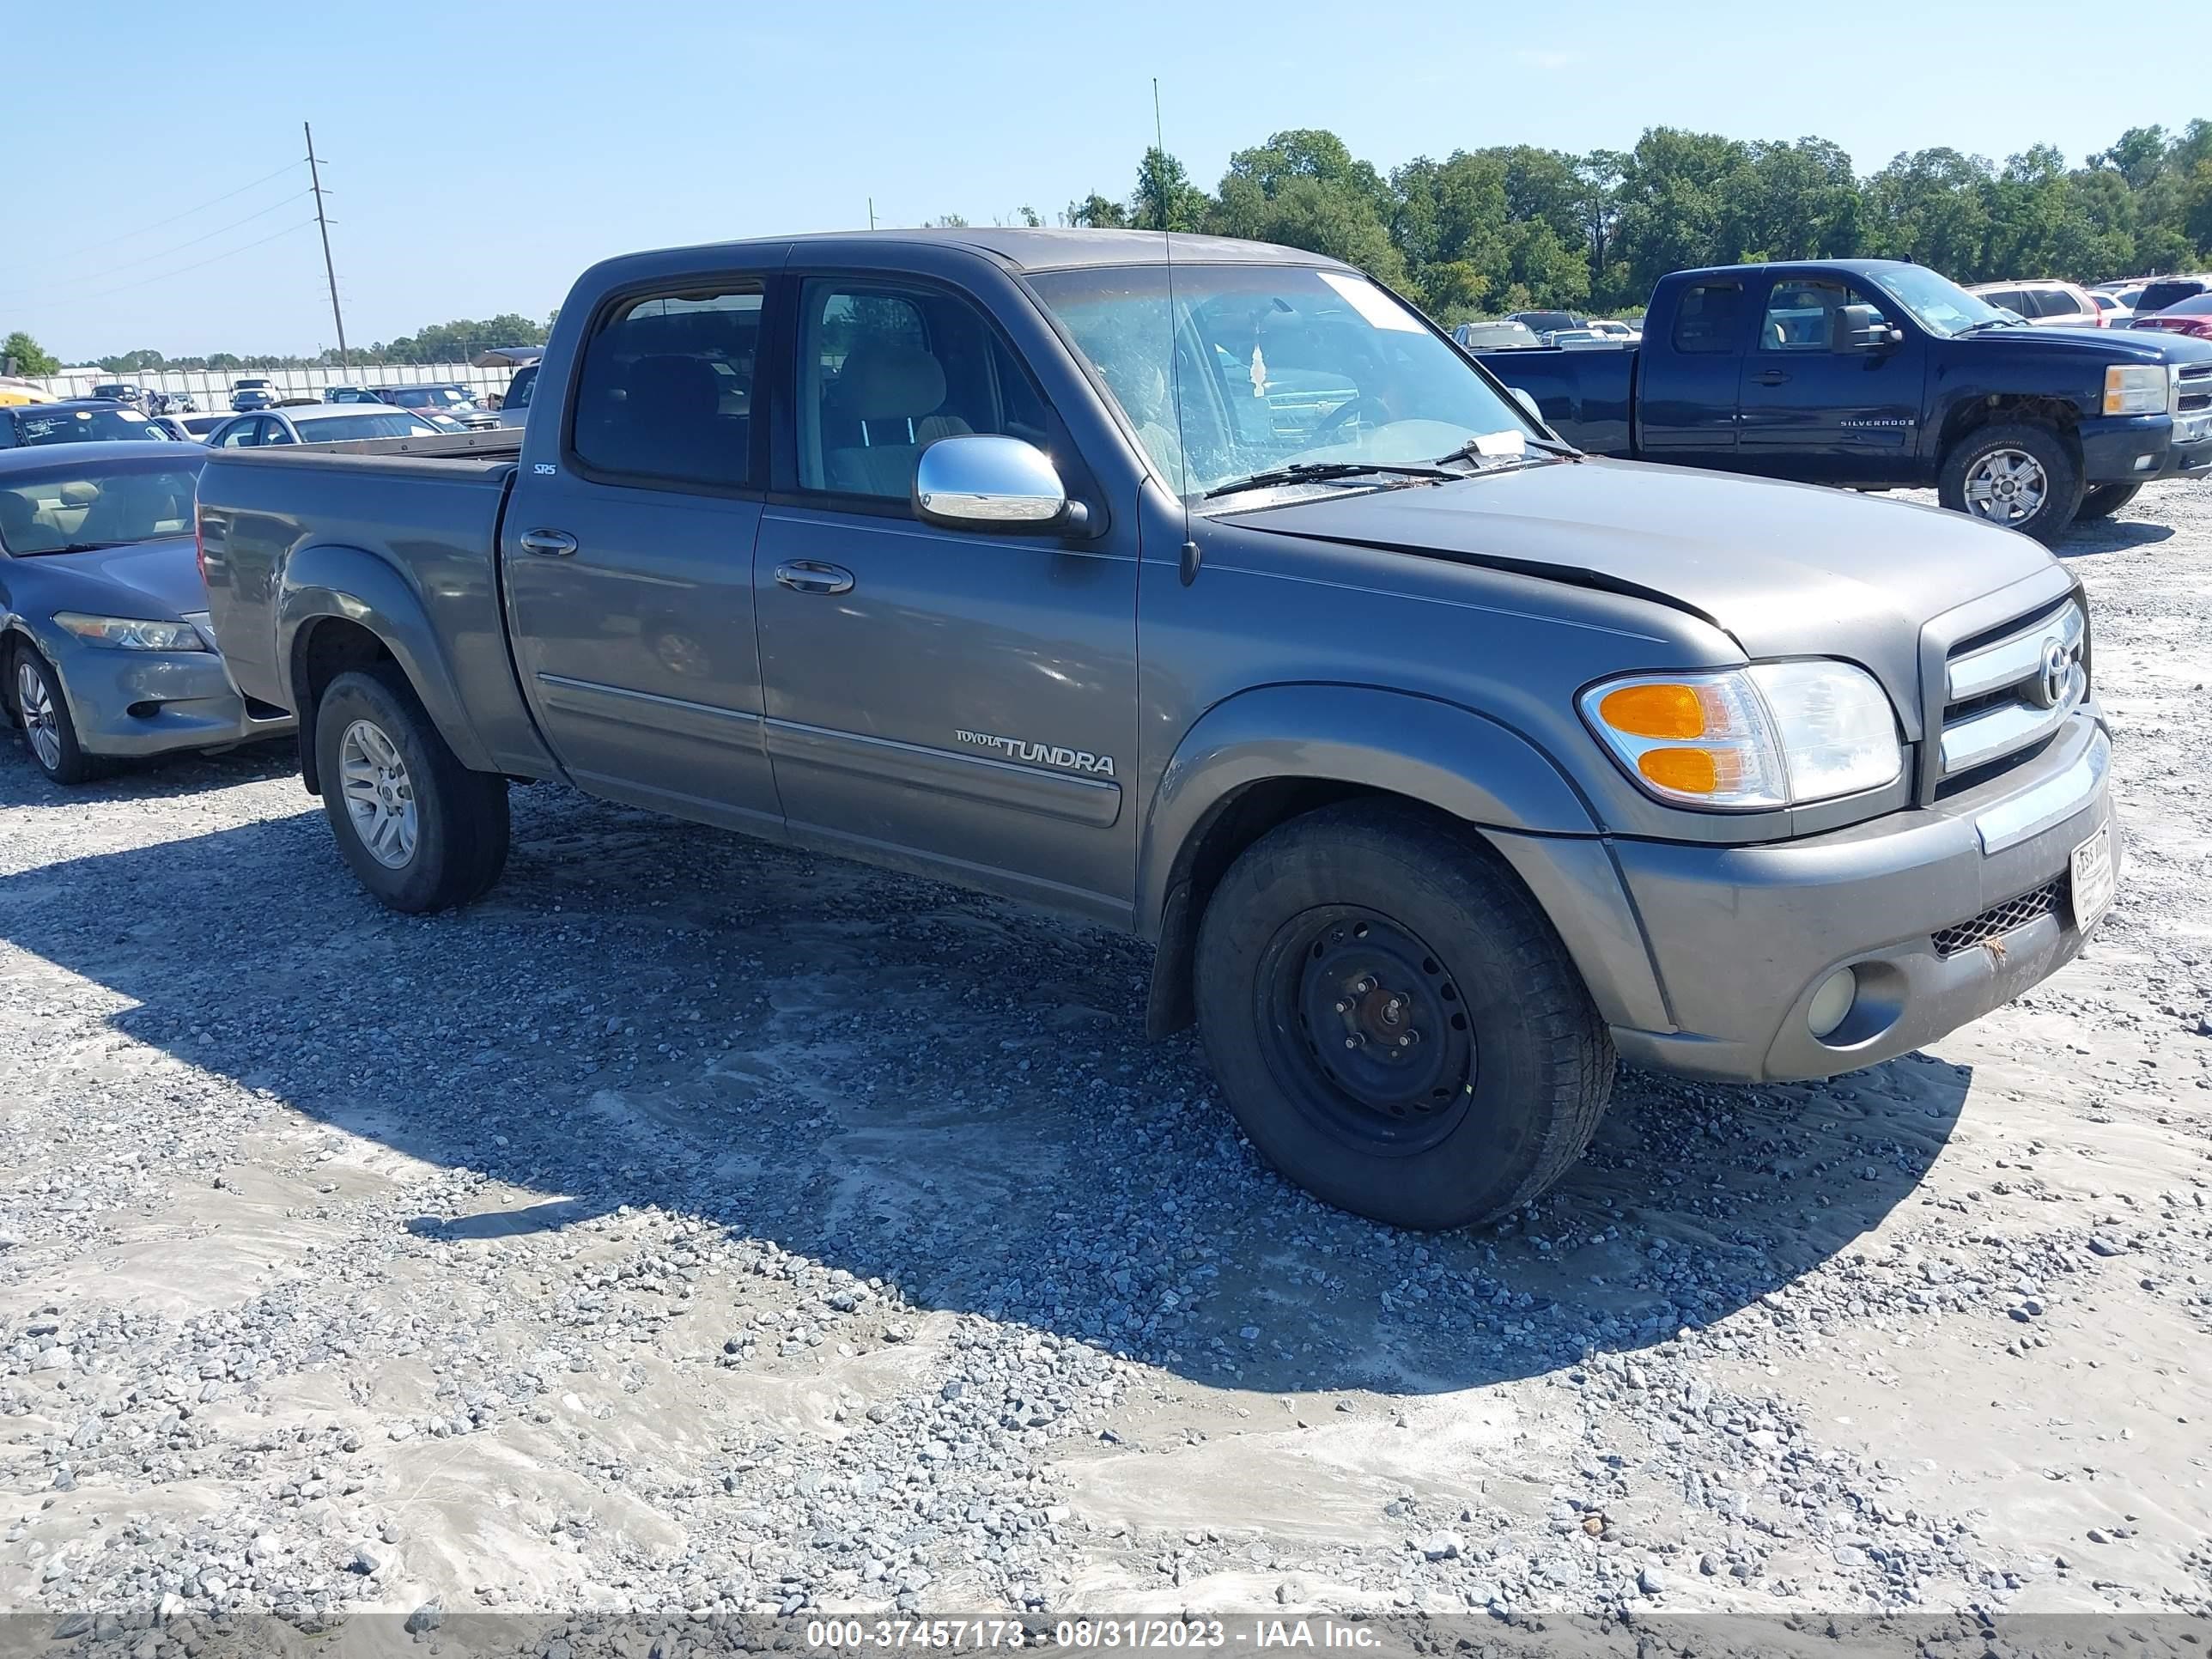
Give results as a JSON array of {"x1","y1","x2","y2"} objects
[
  {"x1": 9, "y1": 534, "x2": 206, "y2": 621},
  {"x1": 1224, "y1": 458, "x2": 2067, "y2": 711},
  {"x1": 1954, "y1": 324, "x2": 2212, "y2": 367}
]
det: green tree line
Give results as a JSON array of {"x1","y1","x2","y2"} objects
[
  {"x1": 76, "y1": 312, "x2": 554, "y2": 375},
  {"x1": 1064, "y1": 120, "x2": 2212, "y2": 321}
]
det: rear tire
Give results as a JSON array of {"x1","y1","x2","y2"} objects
[
  {"x1": 1193, "y1": 800, "x2": 1613, "y2": 1231},
  {"x1": 315, "y1": 664, "x2": 508, "y2": 913},
  {"x1": 2075, "y1": 482, "x2": 2142, "y2": 521},
  {"x1": 1938, "y1": 422, "x2": 2082, "y2": 546},
  {"x1": 9, "y1": 642, "x2": 103, "y2": 786}
]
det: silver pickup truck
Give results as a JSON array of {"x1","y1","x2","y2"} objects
[{"x1": 195, "y1": 228, "x2": 2118, "y2": 1230}]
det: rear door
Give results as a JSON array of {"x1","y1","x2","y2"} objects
[
  {"x1": 1735, "y1": 272, "x2": 1927, "y2": 485},
  {"x1": 750, "y1": 268, "x2": 1138, "y2": 921},
  {"x1": 1632, "y1": 276, "x2": 1748, "y2": 467},
  {"x1": 500, "y1": 272, "x2": 782, "y2": 836}
]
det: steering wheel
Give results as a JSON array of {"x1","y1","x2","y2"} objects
[{"x1": 1310, "y1": 394, "x2": 1392, "y2": 446}]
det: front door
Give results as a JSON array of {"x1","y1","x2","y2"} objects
[
  {"x1": 752, "y1": 272, "x2": 1139, "y2": 922},
  {"x1": 501, "y1": 276, "x2": 781, "y2": 836},
  {"x1": 1737, "y1": 275, "x2": 1927, "y2": 485}
]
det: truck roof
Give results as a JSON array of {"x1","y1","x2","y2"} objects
[
  {"x1": 611, "y1": 227, "x2": 1349, "y2": 276},
  {"x1": 1662, "y1": 258, "x2": 1930, "y2": 284}
]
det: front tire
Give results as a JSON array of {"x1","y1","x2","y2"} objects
[
  {"x1": 1193, "y1": 801, "x2": 1613, "y2": 1231},
  {"x1": 315, "y1": 664, "x2": 509, "y2": 913},
  {"x1": 2075, "y1": 482, "x2": 2142, "y2": 522},
  {"x1": 9, "y1": 644, "x2": 101, "y2": 785},
  {"x1": 1938, "y1": 423, "x2": 2082, "y2": 546}
]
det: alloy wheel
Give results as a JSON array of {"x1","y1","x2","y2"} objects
[
  {"x1": 1962, "y1": 447, "x2": 2049, "y2": 526},
  {"x1": 15, "y1": 660, "x2": 61, "y2": 773},
  {"x1": 338, "y1": 718, "x2": 418, "y2": 868}
]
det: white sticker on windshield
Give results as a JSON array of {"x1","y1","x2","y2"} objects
[
  {"x1": 1473, "y1": 429, "x2": 1526, "y2": 458},
  {"x1": 1317, "y1": 270, "x2": 1423, "y2": 331},
  {"x1": 115, "y1": 408, "x2": 148, "y2": 422}
]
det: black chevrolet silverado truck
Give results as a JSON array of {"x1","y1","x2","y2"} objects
[{"x1": 1475, "y1": 258, "x2": 2212, "y2": 543}]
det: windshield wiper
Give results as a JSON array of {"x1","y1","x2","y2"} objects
[
  {"x1": 15, "y1": 540, "x2": 133, "y2": 556},
  {"x1": 1960, "y1": 316, "x2": 2028, "y2": 334},
  {"x1": 1202, "y1": 460, "x2": 1461, "y2": 501},
  {"x1": 1431, "y1": 432, "x2": 1580, "y2": 466}
]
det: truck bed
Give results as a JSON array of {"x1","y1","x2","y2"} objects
[{"x1": 1475, "y1": 345, "x2": 1635, "y2": 458}]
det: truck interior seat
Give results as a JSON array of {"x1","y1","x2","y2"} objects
[{"x1": 823, "y1": 341, "x2": 972, "y2": 497}]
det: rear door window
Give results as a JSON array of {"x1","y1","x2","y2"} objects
[
  {"x1": 2137, "y1": 280, "x2": 2208, "y2": 314},
  {"x1": 570, "y1": 279, "x2": 764, "y2": 491},
  {"x1": 1671, "y1": 283, "x2": 1744, "y2": 354}
]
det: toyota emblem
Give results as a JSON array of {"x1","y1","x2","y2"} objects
[{"x1": 2030, "y1": 638, "x2": 2071, "y2": 710}]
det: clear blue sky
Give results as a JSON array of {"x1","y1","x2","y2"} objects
[{"x1": 6, "y1": 0, "x2": 2197, "y2": 362}]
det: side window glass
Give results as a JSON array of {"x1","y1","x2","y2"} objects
[
  {"x1": 263, "y1": 419, "x2": 295, "y2": 446},
  {"x1": 1671, "y1": 283, "x2": 1742, "y2": 354},
  {"x1": 797, "y1": 279, "x2": 1051, "y2": 501},
  {"x1": 217, "y1": 420, "x2": 258, "y2": 448},
  {"x1": 1761, "y1": 281, "x2": 1889, "y2": 352},
  {"x1": 572, "y1": 279, "x2": 763, "y2": 490}
]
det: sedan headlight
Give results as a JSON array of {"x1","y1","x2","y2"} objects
[
  {"x1": 1581, "y1": 661, "x2": 1901, "y2": 810},
  {"x1": 2102, "y1": 364, "x2": 2175, "y2": 417},
  {"x1": 52, "y1": 612, "x2": 208, "y2": 652}
]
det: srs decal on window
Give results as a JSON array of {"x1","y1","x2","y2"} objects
[{"x1": 955, "y1": 729, "x2": 1116, "y2": 777}]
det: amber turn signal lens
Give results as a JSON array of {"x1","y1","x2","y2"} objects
[
  {"x1": 1638, "y1": 747, "x2": 1720, "y2": 793},
  {"x1": 1598, "y1": 683, "x2": 1706, "y2": 740}
]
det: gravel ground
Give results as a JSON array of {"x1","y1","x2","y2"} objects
[{"x1": 0, "y1": 478, "x2": 2208, "y2": 1656}]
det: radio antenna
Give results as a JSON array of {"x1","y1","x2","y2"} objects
[{"x1": 1153, "y1": 78, "x2": 1200, "y2": 584}]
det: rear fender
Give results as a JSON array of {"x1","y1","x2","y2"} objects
[{"x1": 279, "y1": 544, "x2": 497, "y2": 788}]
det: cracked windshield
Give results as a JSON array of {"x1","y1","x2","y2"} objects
[{"x1": 1029, "y1": 263, "x2": 1534, "y2": 498}]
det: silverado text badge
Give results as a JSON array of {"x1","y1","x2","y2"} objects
[{"x1": 956, "y1": 729, "x2": 1116, "y2": 776}]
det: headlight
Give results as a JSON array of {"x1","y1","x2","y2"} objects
[
  {"x1": 1581, "y1": 661, "x2": 1901, "y2": 810},
  {"x1": 2102, "y1": 364, "x2": 2174, "y2": 417},
  {"x1": 52, "y1": 612, "x2": 208, "y2": 652}
]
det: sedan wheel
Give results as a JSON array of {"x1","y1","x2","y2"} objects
[
  {"x1": 16, "y1": 659, "x2": 62, "y2": 773},
  {"x1": 338, "y1": 717, "x2": 419, "y2": 868},
  {"x1": 1961, "y1": 447, "x2": 2048, "y2": 528}
]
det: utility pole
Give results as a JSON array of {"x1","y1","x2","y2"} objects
[
  {"x1": 867, "y1": 196, "x2": 876, "y2": 231},
  {"x1": 305, "y1": 122, "x2": 349, "y2": 368}
]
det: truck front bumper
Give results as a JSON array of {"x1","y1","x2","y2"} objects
[
  {"x1": 1534, "y1": 710, "x2": 2114, "y2": 1085},
  {"x1": 37, "y1": 628, "x2": 295, "y2": 759},
  {"x1": 2079, "y1": 411, "x2": 2212, "y2": 485}
]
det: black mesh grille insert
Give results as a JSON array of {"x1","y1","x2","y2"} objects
[{"x1": 1930, "y1": 879, "x2": 2066, "y2": 957}]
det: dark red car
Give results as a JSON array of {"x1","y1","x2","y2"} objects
[{"x1": 2131, "y1": 293, "x2": 2212, "y2": 342}]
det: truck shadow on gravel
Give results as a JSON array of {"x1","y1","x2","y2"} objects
[
  {"x1": 2054, "y1": 516, "x2": 2175, "y2": 559},
  {"x1": 0, "y1": 776, "x2": 1971, "y2": 1396},
  {"x1": 0, "y1": 732, "x2": 296, "y2": 807}
]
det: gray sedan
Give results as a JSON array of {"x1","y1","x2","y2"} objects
[
  {"x1": 202, "y1": 404, "x2": 441, "y2": 447},
  {"x1": 1, "y1": 443, "x2": 293, "y2": 784}
]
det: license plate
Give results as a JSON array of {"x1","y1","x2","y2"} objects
[{"x1": 2069, "y1": 823, "x2": 2115, "y2": 933}]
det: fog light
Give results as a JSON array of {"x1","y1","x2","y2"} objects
[
  {"x1": 1807, "y1": 968, "x2": 1857, "y2": 1040},
  {"x1": 2134, "y1": 454, "x2": 2155, "y2": 471}
]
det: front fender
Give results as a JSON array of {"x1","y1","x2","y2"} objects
[
  {"x1": 278, "y1": 544, "x2": 498, "y2": 776},
  {"x1": 1136, "y1": 684, "x2": 1673, "y2": 1038}
]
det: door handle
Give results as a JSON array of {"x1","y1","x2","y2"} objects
[
  {"x1": 775, "y1": 561, "x2": 855, "y2": 596},
  {"x1": 519, "y1": 528, "x2": 578, "y2": 556},
  {"x1": 1753, "y1": 370, "x2": 1790, "y2": 386}
]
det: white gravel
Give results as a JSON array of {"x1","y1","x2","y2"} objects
[{"x1": 0, "y1": 477, "x2": 2207, "y2": 1654}]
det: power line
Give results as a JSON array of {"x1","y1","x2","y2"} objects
[
  {"x1": 0, "y1": 190, "x2": 317, "y2": 300},
  {"x1": 15, "y1": 220, "x2": 321, "y2": 310},
  {"x1": 24, "y1": 159, "x2": 311, "y2": 273}
]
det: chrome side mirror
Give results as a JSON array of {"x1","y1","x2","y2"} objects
[
  {"x1": 913, "y1": 434, "x2": 1085, "y2": 532},
  {"x1": 1510, "y1": 386, "x2": 1545, "y2": 425}
]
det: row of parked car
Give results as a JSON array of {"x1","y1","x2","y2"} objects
[
  {"x1": 1963, "y1": 274, "x2": 2212, "y2": 336},
  {"x1": 2, "y1": 227, "x2": 2154, "y2": 1232}
]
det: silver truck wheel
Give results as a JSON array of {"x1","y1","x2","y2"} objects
[
  {"x1": 338, "y1": 718, "x2": 419, "y2": 868},
  {"x1": 1961, "y1": 448, "x2": 2048, "y2": 527},
  {"x1": 315, "y1": 663, "x2": 508, "y2": 913},
  {"x1": 1937, "y1": 422, "x2": 2081, "y2": 547}
]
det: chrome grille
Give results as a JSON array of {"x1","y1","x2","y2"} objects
[
  {"x1": 1936, "y1": 598, "x2": 2086, "y2": 783},
  {"x1": 2179, "y1": 362, "x2": 2211, "y2": 416},
  {"x1": 1930, "y1": 878, "x2": 2065, "y2": 958}
]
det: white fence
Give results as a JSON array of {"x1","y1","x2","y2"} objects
[{"x1": 27, "y1": 362, "x2": 524, "y2": 409}]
